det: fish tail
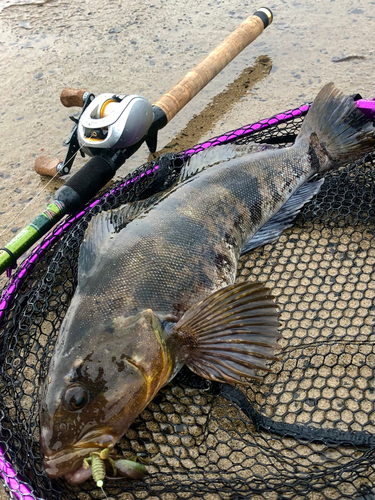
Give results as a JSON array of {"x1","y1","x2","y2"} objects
[{"x1": 295, "y1": 83, "x2": 375, "y2": 172}]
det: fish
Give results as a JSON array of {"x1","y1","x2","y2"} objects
[{"x1": 39, "y1": 83, "x2": 375, "y2": 483}]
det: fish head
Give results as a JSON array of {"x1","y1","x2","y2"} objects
[{"x1": 40, "y1": 308, "x2": 173, "y2": 479}]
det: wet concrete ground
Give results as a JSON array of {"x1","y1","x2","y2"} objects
[{"x1": 0, "y1": 0, "x2": 374, "y2": 497}]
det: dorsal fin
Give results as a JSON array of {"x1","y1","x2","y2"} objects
[
  {"x1": 78, "y1": 196, "x2": 158, "y2": 285},
  {"x1": 78, "y1": 210, "x2": 116, "y2": 284},
  {"x1": 180, "y1": 142, "x2": 276, "y2": 181}
]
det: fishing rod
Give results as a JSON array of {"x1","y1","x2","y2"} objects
[{"x1": 0, "y1": 7, "x2": 274, "y2": 278}]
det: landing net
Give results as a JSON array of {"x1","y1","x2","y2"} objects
[{"x1": 0, "y1": 104, "x2": 374, "y2": 500}]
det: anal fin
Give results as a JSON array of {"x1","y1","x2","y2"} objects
[
  {"x1": 171, "y1": 281, "x2": 280, "y2": 385},
  {"x1": 241, "y1": 178, "x2": 324, "y2": 255}
]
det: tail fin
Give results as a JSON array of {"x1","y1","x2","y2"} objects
[{"x1": 295, "y1": 83, "x2": 375, "y2": 171}]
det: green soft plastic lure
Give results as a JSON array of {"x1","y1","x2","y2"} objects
[{"x1": 82, "y1": 446, "x2": 147, "y2": 491}]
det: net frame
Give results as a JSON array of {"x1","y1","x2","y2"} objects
[{"x1": 0, "y1": 99, "x2": 374, "y2": 500}]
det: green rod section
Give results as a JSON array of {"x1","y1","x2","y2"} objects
[{"x1": 0, "y1": 201, "x2": 66, "y2": 276}]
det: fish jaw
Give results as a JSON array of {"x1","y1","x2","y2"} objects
[
  {"x1": 42, "y1": 422, "x2": 119, "y2": 478},
  {"x1": 64, "y1": 466, "x2": 93, "y2": 485},
  {"x1": 42, "y1": 438, "x2": 113, "y2": 479},
  {"x1": 40, "y1": 354, "x2": 149, "y2": 479},
  {"x1": 40, "y1": 364, "x2": 147, "y2": 480}
]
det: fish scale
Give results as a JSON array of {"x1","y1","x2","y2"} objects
[{"x1": 77, "y1": 145, "x2": 312, "y2": 322}]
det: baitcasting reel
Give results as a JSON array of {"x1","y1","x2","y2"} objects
[
  {"x1": 34, "y1": 90, "x2": 161, "y2": 177},
  {"x1": 77, "y1": 93, "x2": 154, "y2": 153}
]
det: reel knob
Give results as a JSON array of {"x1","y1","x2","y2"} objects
[
  {"x1": 34, "y1": 156, "x2": 64, "y2": 177},
  {"x1": 60, "y1": 88, "x2": 88, "y2": 108}
]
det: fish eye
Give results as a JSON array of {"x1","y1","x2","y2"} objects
[{"x1": 64, "y1": 384, "x2": 89, "y2": 411}]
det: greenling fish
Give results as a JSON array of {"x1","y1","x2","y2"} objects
[{"x1": 40, "y1": 84, "x2": 375, "y2": 483}]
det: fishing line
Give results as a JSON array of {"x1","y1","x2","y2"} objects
[
  {"x1": 100, "y1": 485, "x2": 109, "y2": 499},
  {"x1": 0, "y1": 136, "x2": 91, "y2": 240},
  {"x1": 0, "y1": 172, "x2": 60, "y2": 240}
]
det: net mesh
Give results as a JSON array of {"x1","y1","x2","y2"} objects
[{"x1": 0, "y1": 110, "x2": 375, "y2": 500}]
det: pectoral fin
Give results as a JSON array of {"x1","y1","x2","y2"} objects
[{"x1": 171, "y1": 281, "x2": 280, "y2": 385}]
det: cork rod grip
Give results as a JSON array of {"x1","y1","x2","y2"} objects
[{"x1": 153, "y1": 8, "x2": 273, "y2": 123}]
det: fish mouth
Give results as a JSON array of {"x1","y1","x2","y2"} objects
[{"x1": 43, "y1": 432, "x2": 115, "y2": 479}]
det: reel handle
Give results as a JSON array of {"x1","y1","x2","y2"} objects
[
  {"x1": 153, "y1": 7, "x2": 273, "y2": 123},
  {"x1": 60, "y1": 88, "x2": 88, "y2": 107}
]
